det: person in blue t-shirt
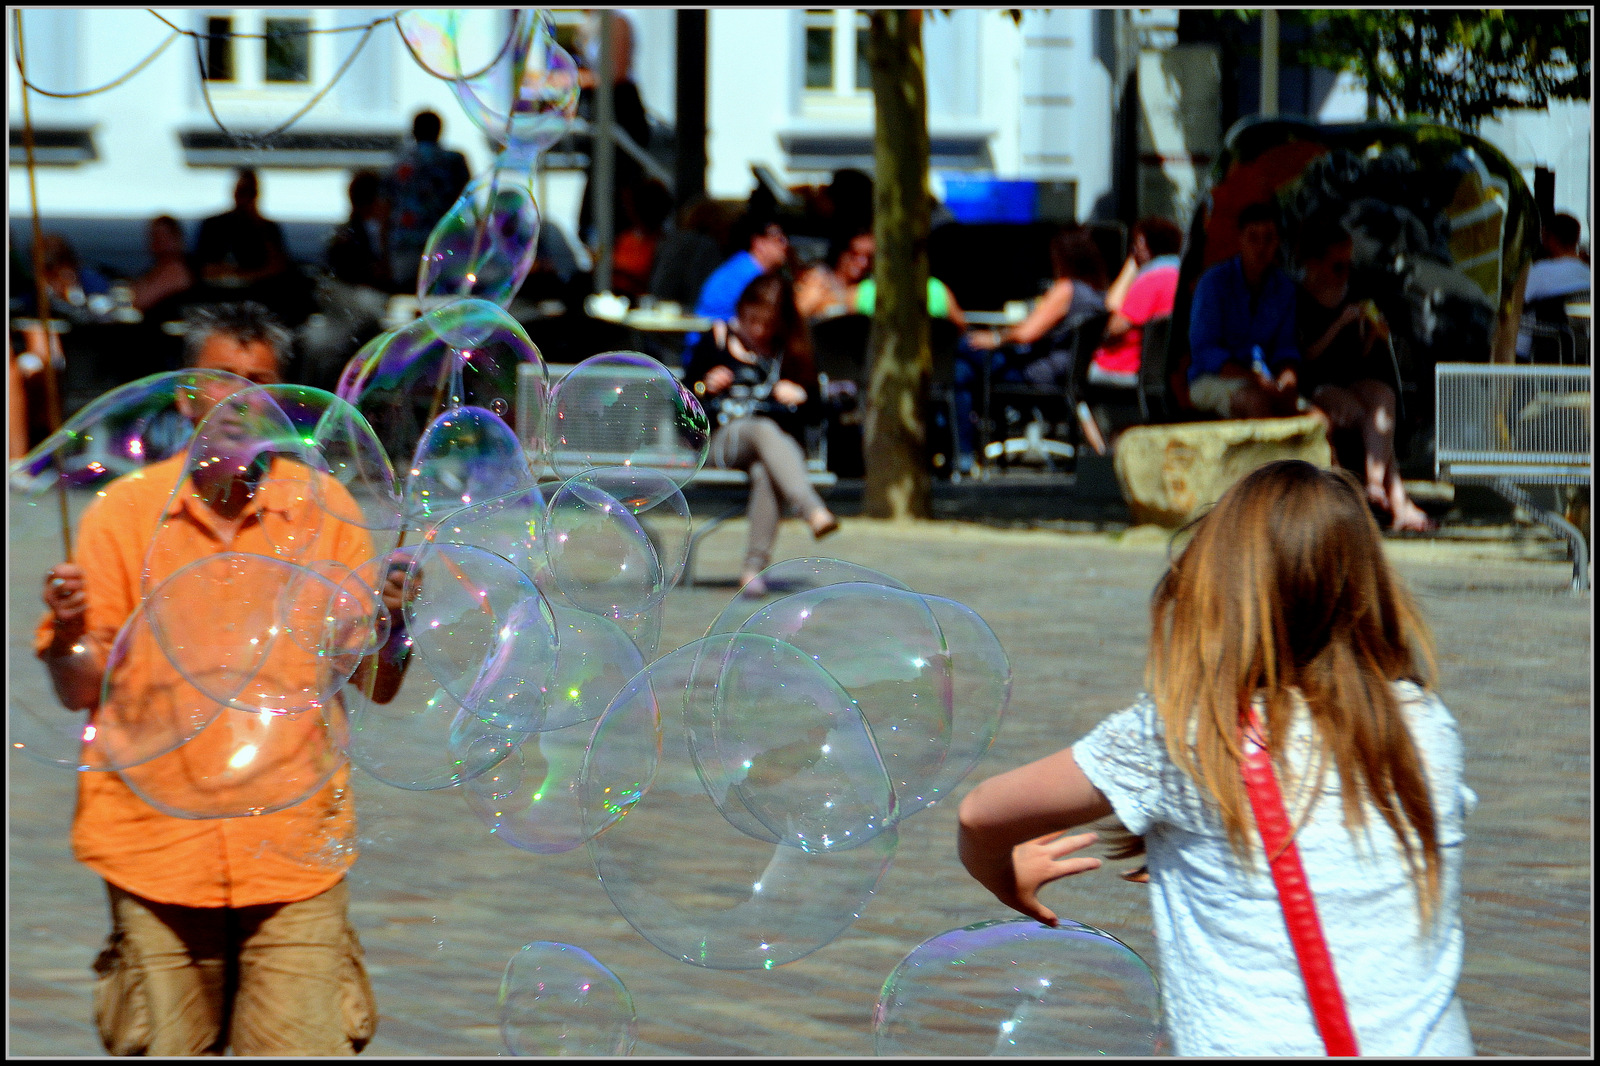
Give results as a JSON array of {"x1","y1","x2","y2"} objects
[
  {"x1": 683, "y1": 215, "x2": 791, "y2": 362},
  {"x1": 1187, "y1": 201, "x2": 1303, "y2": 419}
]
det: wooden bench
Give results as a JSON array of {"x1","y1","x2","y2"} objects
[{"x1": 519, "y1": 361, "x2": 838, "y2": 587}]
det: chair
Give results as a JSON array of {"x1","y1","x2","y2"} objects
[
  {"x1": 1521, "y1": 290, "x2": 1590, "y2": 366},
  {"x1": 928, "y1": 317, "x2": 965, "y2": 479},
  {"x1": 809, "y1": 313, "x2": 872, "y2": 477},
  {"x1": 1134, "y1": 316, "x2": 1175, "y2": 422},
  {"x1": 979, "y1": 315, "x2": 1097, "y2": 473}
]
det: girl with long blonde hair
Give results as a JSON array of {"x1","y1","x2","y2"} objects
[{"x1": 957, "y1": 460, "x2": 1475, "y2": 1055}]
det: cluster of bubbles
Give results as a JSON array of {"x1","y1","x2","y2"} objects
[{"x1": 8, "y1": 8, "x2": 1158, "y2": 1056}]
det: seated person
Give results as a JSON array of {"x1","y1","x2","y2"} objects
[
  {"x1": 683, "y1": 213, "x2": 790, "y2": 363},
  {"x1": 324, "y1": 171, "x2": 391, "y2": 293},
  {"x1": 195, "y1": 168, "x2": 313, "y2": 326},
  {"x1": 649, "y1": 197, "x2": 727, "y2": 310},
  {"x1": 795, "y1": 229, "x2": 874, "y2": 320},
  {"x1": 1296, "y1": 219, "x2": 1433, "y2": 532},
  {"x1": 130, "y1": 216, "x2": 196, "y2": 316},
  {"x1": 1517, "y1": 212, "x2": 1590, "y2": 361},
  {"x1": 965, "y1": 225, "x2": 1107, "y2": 380},
  {"x1": 612, "y1": 178, "x2": 673, "y2": 300},
  {"x1": 23, "y1": 233, "x2": 113, "y2": 324},
  {"x1": 1090, "y1": 217, "x2": 1184, "y2": 383},
  {"x1": 848, "y1": 233, "x2": 967, "y2": 330},
  {"x1": 685, "y1": 273, "x2": 839, "y2": 596},
  {"x1": 1186, "y1": 201, "x2": 1301, "y2": 419}
]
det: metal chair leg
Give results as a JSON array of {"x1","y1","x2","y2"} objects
[{"x1": 1493, "y1": 478, "x2": 1590, "y2": 592}]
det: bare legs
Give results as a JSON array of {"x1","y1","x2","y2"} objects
[{"x1": 1312, "y1": 380, "x2": 1435, "y2": 532}]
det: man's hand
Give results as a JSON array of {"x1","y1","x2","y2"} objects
[
  {"x1": 1274, "y1": 366, "x2": 1299, "y2": 395},
  {"x1": 380, "y1": 563, "x2": 411, "y2": 618},
  {"x1": 1009, "y1": 830, "x2": 1103, "y2": 926},
  {"x1": 43, "y1": 564, "x2": 88, "y2": 627},
  {"x1": 703, "y1": 365, "x2": 735, "y2": 395}
]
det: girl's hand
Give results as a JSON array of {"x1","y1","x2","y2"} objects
[
  {"x1": 703, "y1": 365, "x2": 735, "y2": 395},
  {"x1": 772, "y1": 380, "x2": 807, "y2": 407},
  {"x1": 1011, "y1": 830, "x2": 1103, "y2": 926}
]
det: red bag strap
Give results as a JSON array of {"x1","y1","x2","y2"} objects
[{"x1": 1239, "y1": 703, "x2": 1361, "y2": 1056}]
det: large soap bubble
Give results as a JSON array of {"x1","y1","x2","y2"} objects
[
  {"x1": 499, "y1": 941, "x2": 637, "y2": 1057},
  {"x1": 395, "y1": 8, "x2": 514, "y2": 80},
  {"x1": 464, "y1": 717, "x2": 592, "y2": 853},
  {"x1": 685, "y1": 633, "x2": 896, "y2": 854},
  {"x1": 404, "y1": 405, "x2": 537, "y2": 530},
  {"x1": 580, "y1": 639, "x2": 898, "y2": 970},
  {"x1": 8, "y1": 368, "x2": 252, "y2": 494},
  {"x1": 563, "y1": 466, "x2": 692, "y2": 592},
  {"x1": 452, "y1": 11, "x2": 580, "y2": 162},
  {"x1": 117, "y1": 698, "x2": 351, "y2": 819},
  {"x1": 733, "y1": 582, "x2": 955, "y2": 817},
  {"x1": 260, "y1": 384, "x2": 404, "y2": 537},
  {"x1": 707, "y1": 558, "x2": 911, "y2": 637},
  {"x1": 545, "y1": 352, "x2": 709, "y2": 487},
  {"x1": 337, "y1": 299, "x2": 546, "y2": 472},
  {"x1": 418, "y1": 161, "x2": 541, "y2": 310},
  {"x1": 543, "y1": 478, "x2": 664, "y2": 618},
  {"x1": 914, "y1": 595, "x2": 1010, "y2": 808},
  {"x1": 422, "y1": 485, "x2": 546, "y2": 583},
  {"x1": 872, "y1": 918, "x2": 1163, "y2": 1056}
]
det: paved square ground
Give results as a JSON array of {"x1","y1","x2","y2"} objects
[{"x1": 8, "y1": 492, "x2": 1591, "y2": 1056}]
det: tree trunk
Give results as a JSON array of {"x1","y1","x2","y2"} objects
[{"x1": 862, "y1": 9, "x2": 932, "y2": 521}]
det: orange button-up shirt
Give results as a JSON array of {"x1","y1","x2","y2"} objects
[{"x1": 35, "y1": 455, "x2": 378, "y2": 908}]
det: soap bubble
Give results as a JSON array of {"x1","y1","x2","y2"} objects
[
  {"x1": 915, "y1": 596, "x2": 1010, "y2": 807},
  {"x1": 7, "y1": 698, "x2": 100, "y2": 772},
  {"x1": 465, "y1": 718, "x2": 593, "y2": 853},
  {"x1": 684, "y1": 633, "x2": 895, "y2": 853},
  {"x1": 395, "y1": 8, "x2": 513, "y2": 80},
  {"x1": 872, "y1": 918, "x2": 1163, "y2": 1056},
  {"x1": 8, "y1": 369, "x2": 251, "y2": 494},
  {"x1": 259, "y1": 384, "x2": 404, "y2": 536},
  {"x1": 422, "y1": 485, "x2": 547, "y2": 584},
  {"x1": 580, "y1": 639, "x2": 898, "y2": 969},
  {"x1": 732, "y1": 582, "x2": 954, "y2": 816},
  {"x1": 543, "y1": 478, "x2": 664, "y2": 617},
  {"x1": 545, "y1": 352, "x2": 709, "y2": 487},
  {"x1": 707, "y1": 558, "x2": 911, "y2": 636},
  {"x1": 538, "y1": 605, "x2": 644, "y2": 733},
  {"x1": 404, "y1": 405, "x2": 536, "y2": 530},
  {"x1": 418, "y1": 162, "x2": 541, "y2": 311},
  {"x1": 342, "y1": 652, "x2": 524, "y2": 791},
  {"x1": 117, "y1": 698, "x2": 351, "y2": 819},
  {"x1": 337, "y1": 300, "x2": 546, "y2": 472},
  {"x1": 499, "y1": 941, "x2": 637, "y2": 1057},
  {"x1": 563, "y1": 466, "x2": 693, "y2": 591},
  {"x1": 453, "y1": 12, "x2": 580, "y2": 162},
  {"x1": 400, "y1": 541, "x2": 558, "y2": 726}
]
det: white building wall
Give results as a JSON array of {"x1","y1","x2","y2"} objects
[
  {"x1": 1480, "y1": 100, "x2": 1592, "y2": 245},
  {"x1": 704, "y1": 9, "x2": 794, "y2": 199}
]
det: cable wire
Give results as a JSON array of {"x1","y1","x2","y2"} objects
[
  {"x1": 12, "y1": 27, "x2": 182, "y2": 98},
  {"x1": 146, "y1": 9, "x2": 397, "y2": 40}
]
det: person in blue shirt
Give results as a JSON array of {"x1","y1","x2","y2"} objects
[
  {"x1": 682, "y1": 215, "x2": 790, "y2": 364},
  {"x1": 1187, "y1": 201, "x2": 1303, "y2": 419}
]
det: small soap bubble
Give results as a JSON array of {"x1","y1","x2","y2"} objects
[
  {"x1": 490, "y1": 397, "x2": 511, "y2": 417},
  {"x1": 465, "y1": 719, "x2": 593, "y2": 853},
  {"x1": 545, "y1": 352, "x2": 709, "y2": 488},
  {"x1": 872, "y1": 918, "x2": 1162, "y2": 1056},
  {"x1": 418, "y1": 162, "x2": 540, "y2": 311},
  {"x1": 499, "y1": 942, "x2": 637, "y2": 1057},
  {"x1": 543, "y1": 477, "x2": 665, "y2": 618},
  {"x1": 404, "y1": 405, "x2": 537, "y2": 530}
]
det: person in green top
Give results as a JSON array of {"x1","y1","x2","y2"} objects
[{"x1": 843, "y1": 233, "x2": 968, "y2": 329}]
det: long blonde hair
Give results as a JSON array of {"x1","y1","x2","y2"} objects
[{"x1": 1146, "y1": 460, "x2": 1442, "y2": 918}]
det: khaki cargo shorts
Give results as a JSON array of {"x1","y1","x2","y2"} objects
[{"x1": 92, "y1": 878, "x2": 376, "y2": 1056}]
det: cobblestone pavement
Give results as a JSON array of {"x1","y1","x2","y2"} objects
[{"x1": 8, "y1": 489, "x2": 1591, "y2": 1056}]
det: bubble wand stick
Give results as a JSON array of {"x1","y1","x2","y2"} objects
[{"x1": 14, "y1": 10, "x2": 74, "y2": 561}]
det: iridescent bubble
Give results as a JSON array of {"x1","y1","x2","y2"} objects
[
  {"x1": 543, "y1": 478, "x2": 664, "y2": 617},
  {"x1": 395, "y1": 8, "x2": 513, "y2": 80},
  {"x1": 707, "y1": 558, "x2": 911, "y2": 637},
  {"x1": 465, "y1": 718, "x2": 591, "y2": 853},
  {"x1": 342, "y1": 652, "x2": 524, "y2": 791},
  {"x1": 545, "y1": 352, "x2": 710, "y2": 488},
  {"x1": 404, "y1": 405, "x2": 537, "y2": 530},
  {"x1": 733, "y1": 582, "x2": 954, "y2": 817},
  {"x1": 564, "y1": 466, "x2": 693, "y2": 591},
  {"x1": 539, "y1": 605, "x2": 643, "y2": 733},
  {"x1": 337, "y1": 299, "x2": 546, "y2": 473},
  {"x1": 872, "y1": 918, "x2": 1163, "y2": 1056},
  {"x1": 401, "y1": 541, "x2": 558, "y2": 728},
  {"x1": 917, "y1": 596, "x2": 1011, "y2": 807},
  {"x1": 418, "y1": 161, "x2": 540, "y2": 311},
  {"x1": 117, "y1": 699, "x2": 351, "y2": 819},
  {"x1": 142, "y1": 553, "x2": 287, "y2": 714},
  {"x1": 499, "y1": 942, "x2": 637, "y2": 1057},
  {"x1": 422, "y1": 485, "x2": 546, "y2": 585},
  {"x1": 261, "y1": 384, "x2": 404, "y2": 537},
  {"x1": 685, "y1": 633, "x2": 895, "y2": 854},
  {"x1": 580, "y1": 639, "x2": 898, "y2": 970},
  {"x1": 8, "y1": 368, "x2": 251, "y2": 495},
  {"x1": 490, "y1": 397, "x2": 510, "y2": 417},
  {"x1": 453, "y1": 12, "x2": 581, "y2": 162}
]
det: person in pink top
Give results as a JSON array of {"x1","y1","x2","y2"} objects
[{"x1": 1091, "y1": 218, "x2": 1184, "y2": 380}]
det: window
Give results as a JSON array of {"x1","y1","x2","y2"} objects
[
  {"x1": 204, "y1": 16, "x2": 235, "y2": 82},
  {"x1": 804, "y1": 10, "x2": 871, "y2": 98},
  {"x1": 263, "y1": 18, "x2": 310, "y2": 83}
]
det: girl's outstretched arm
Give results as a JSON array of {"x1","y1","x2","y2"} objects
[{"x1": 957, "y1": 746, "x2": 1115, "y2": 924}]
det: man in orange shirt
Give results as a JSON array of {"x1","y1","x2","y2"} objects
[{"x1": 37, "y1": 302, "x2": 412, "y2": 1055}]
